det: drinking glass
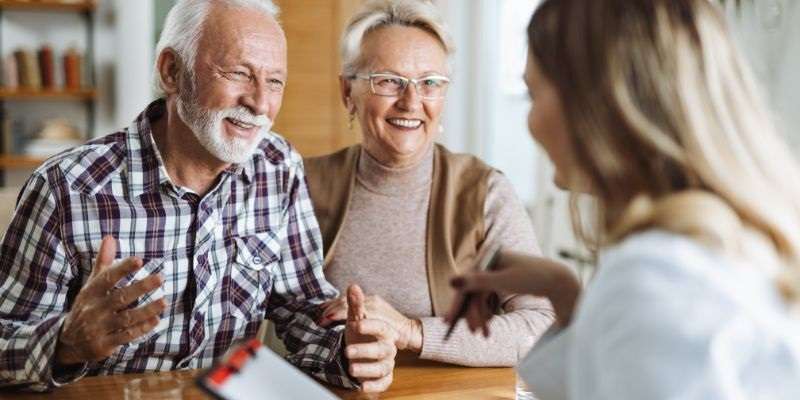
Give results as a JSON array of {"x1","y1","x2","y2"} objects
[{"x1": 124, "y1": 376, "x2": 183, "y2": 400}]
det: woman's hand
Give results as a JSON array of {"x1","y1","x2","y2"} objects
[
  {"x1": 320, "y1": 292, "x2": 423, "y2": 353},
  {"x1": 445, "y1": 251, "x2": 581, "y2": 335}
]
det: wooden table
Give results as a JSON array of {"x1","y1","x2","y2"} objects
[{"x1": 0, "y1": 357, "x2": 516, "y2": 399}]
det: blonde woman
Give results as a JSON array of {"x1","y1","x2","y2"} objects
[{"x1": 448, "y1": 0, "x2": 800, "y2": 398}]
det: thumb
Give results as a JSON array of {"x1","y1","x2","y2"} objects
[
  {"x1": 91, "y1": 236, "x2": 116, "y2": 277},
  {"x1": 346, "y1": 284, "x2": 366, "y2": 322}
]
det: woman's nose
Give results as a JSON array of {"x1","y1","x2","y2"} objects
[{"x1": 395, "y1": 82, "x2": 422, "y2": 111}]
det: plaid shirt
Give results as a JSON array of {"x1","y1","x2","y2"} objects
[{"x1": 0, "y1": 99, "x2": 356, "y2": 391}]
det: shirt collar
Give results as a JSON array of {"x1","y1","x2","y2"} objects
[{"x1": 126, "y1": 99, "x2": 254, "y2": 197}]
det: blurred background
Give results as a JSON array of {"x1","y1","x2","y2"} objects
[{"x1": 0, "y1": 0, "x2": 796, "y2": 273}]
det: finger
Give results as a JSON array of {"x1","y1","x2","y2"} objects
[
  {"x1": 444, "y1": 292, "x2": 467, "y2": 324},
  {"x1": 360, "y1": 373, "x2": 393, "y2": 393},
  {"x1": 465, "y1": 295, "x2": 491, "y2": 336},
  {"x1": 319, "y1": 307, "x2": 348, "y2": 327},
  {"x1": 478, "y1": 293, "x2": 492, "y2": 337},
  {"x1": 465, "y1": 299, "x2": 483, "y2": 334},
  {"x1": 107, "y1": 273, "x2": 163, "y2": 311},
  {"x1": 108, "y1": 298, "x2": 167, "y2": 331},
  {"x1": 451, "y1": 271, "x2": 495, "y2": 294},
  {"x1": 321, "y1": 298, "x2": 347, "y2": 318},
  {"x1": 349, "y1": 359, "x2": 393, "y2": 380},
  {"x1": 346, "y1": 340, "x2": 394, "y2": 361},
  {"x1": 89, "y1": 257, "x2": 144, "y2": 296},
  {"x1": 104, "y1": 315, "x2": 161, "y2": 347},
  {"x1": 346, "y1": 284, "x2": 366, "y2": 322},
  {"x1": 90, "y1": 236, "x2": 117, "y2": 278}
]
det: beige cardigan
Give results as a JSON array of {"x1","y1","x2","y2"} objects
[{"x1": 304, "y1": 144, "x2": 494, "y2": 315}]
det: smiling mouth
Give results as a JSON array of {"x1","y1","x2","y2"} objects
[
  {"x1": 387, "y1": 118, "x2": 423, "y2": 130},
  {"x1": 225, "y1": 117, "x2": 257, "y2": 130}
]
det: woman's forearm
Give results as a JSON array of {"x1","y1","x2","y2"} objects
[
  {"x1": 544, "y1": 266, "x2": 581, "y2": 327},
  {"x1": 496, "y1": 252, "x2": 582, "y2": 327},
  {"x1": 418, "y1": 303, "x2": 555, "y2": 366}
]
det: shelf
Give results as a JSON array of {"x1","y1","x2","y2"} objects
[
  {"x1": 0, "y1": 0, "x2": 96, "y2": 12},
  {"x1": 0, "y1": 88, "x2": 96, "y2": 101},
  {"x1": 0, "y1": 155, "x2": 46, "y2": 169}
]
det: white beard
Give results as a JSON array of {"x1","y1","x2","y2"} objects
[{"x1": 176, "y1": 85, "x2": 273, "y2": 164}]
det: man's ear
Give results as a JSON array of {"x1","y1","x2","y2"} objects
[
  {"x1": 339, "y1": 75, "x2": 356, "y2": 115},
  {"x1": 157, "y1": 49, "x2": 182, "y2": 95}
]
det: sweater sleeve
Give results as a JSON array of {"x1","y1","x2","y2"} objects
[{"x1": 419, "y1": 171, "x2": 556, "y2": 366}]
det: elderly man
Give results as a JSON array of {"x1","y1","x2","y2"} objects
[{"x1": 0, "y1": 0, "x2": 396, "y2": 393}]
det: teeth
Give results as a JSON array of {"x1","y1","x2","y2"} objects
[
  {"x1": 388, "y1": 118, "x2": 422, "y2": 129},
  {"x1": 228, "y1": 118, "x2": 256, "y2": 129}
]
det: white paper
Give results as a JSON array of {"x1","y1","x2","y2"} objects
[{"x1": 205, "y1": 345, "x2": 341, "y2": 400}]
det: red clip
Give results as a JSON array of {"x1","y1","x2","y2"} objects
[{"x1": 205, "y1": 339, "x2": 263, "y2": 387}]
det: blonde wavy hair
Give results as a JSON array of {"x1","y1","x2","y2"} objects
[{"x1": 529, "y1": 0, "x2": 800, "y2": 308}]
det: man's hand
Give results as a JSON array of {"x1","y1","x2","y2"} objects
[
  {"x1": 321, "y1": 293, "x2": 422, "y2": 353},
  {"x1": 55, "y1": 236, "x2": 167, "y2": 366},
  {"x1": 343, "y1": 284, "x2": 397, "y2": 393}
]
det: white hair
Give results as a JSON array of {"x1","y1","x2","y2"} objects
[
  {"x1": 340, "y1": 0, "x2": 454, "y2": 77},
  {"x1": 153, "y1": 0, "x2": 280, "y2": 97}
]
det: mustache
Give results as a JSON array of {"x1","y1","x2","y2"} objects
[{"x1": 219, "y1": 106, "x2": 272, "y2": 128}]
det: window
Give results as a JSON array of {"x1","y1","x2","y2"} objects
[{"x1": 438, "y1": 0, "x2": 587, "y2": 267}]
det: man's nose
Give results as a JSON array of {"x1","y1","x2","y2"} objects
[{"x1": 241, "y1": 83, "x2": 271, "y2": 117}]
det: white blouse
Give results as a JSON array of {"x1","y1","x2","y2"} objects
[{"x1": 519, "y1": 230, "x2": 800, "y2": 399}]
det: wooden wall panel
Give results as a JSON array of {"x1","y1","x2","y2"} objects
[{"x1": 273, "y1": 0, "x2": 364, "y2": 157}]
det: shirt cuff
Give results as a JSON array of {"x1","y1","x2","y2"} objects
[
  {"x1": 50, "y1": 362, "x2": 89, "y2": 387},
  {"x1": 292, "y1": 326, "x2": 359, "y2": 390},
  {"x1": 46, "y1": 315, "x2": 89, "y2": 388},
  {"x1": 330, "y1": 328, "x2": 360, "y2": 390},
  {"x1": 418, "y1": 317, "x2": 462, "y2": 361},
  {"x1": 6, "y1": 314, "x2": 88, "y2": 391}
]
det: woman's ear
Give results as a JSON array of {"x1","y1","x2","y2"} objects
[
  {"x1": 157, "y1": 48, "x2": 182, "y2": 95},
  {"x1": 339, "y1": 75, "x2": 356, "y2": 114}
]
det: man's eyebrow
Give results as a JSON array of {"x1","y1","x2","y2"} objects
[{"x1": 265, "y1": 68, "x2": 287, "y2": 76}]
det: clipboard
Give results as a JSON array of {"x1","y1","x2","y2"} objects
[{"x1": 196, "y1": 338, "x2": 341, "y2": 400}]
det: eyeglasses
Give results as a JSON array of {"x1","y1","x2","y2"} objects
[{"x1": 352, "y1": 73, "x2": 451, "y2": 100}]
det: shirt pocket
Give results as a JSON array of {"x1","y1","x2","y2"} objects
[
  {"x1": 228, "y1": 232, "x2": 281, "y2": 321},
  {"x1": 113, "y1": 258, "x2": 168, "y2": 345}
]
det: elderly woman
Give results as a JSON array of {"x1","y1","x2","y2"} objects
[{"x1": 304, "y1": 0, "x2": 555, "y2": 366}]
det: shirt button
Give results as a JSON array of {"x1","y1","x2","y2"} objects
[{"x1": 252, "y1": 256, "x2": 263, "y2": 265}]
